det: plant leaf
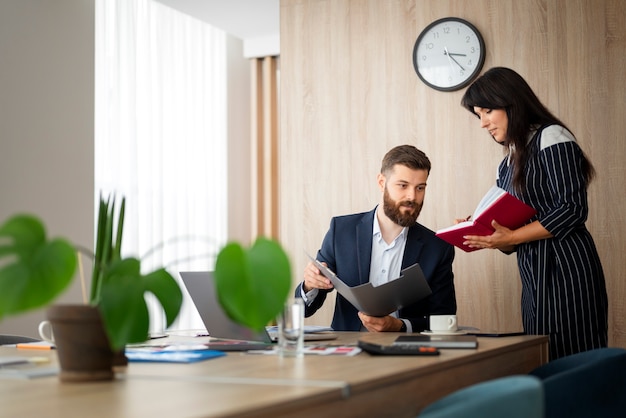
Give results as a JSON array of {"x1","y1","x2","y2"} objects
[
  {"x1": 214, "y1": 237, "x2": 291, "y2": 331},
  {"x1": 91, "y1": 194, "x2": 109, "y2": 302},
  {"x1": 113, "y1": 197, "x2": 125, "y2": 260},
  {"x1": 0, "y1": 215, "x2": 76, "y2": 320},
  {"x1": 142, "y1": 268, "x2": 183, "y2": 327},
  {"x1": 98, "y1": 258, "x2": 150, "y2": 349},
  {"x1": 98, "y1": 258, "x2": 183, "y2": 350}
]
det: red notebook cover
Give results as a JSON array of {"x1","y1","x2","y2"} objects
[{"x1": 436, "y1": 186, "x2": 537, "y2": 252}]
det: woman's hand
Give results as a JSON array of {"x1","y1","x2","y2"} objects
[
  {"x1": 463, "y1": 220, "x2": 514, "y2": 250},
  {"x1": 454, "y1": 215, "x2": 472, "y2": 225},
  {"x1": 463, "y1": 219, "x2": 552, "y2": 251}
]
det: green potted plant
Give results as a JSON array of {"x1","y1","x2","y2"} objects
[
  {"x1": 0, "y1": 193, "x2": 291, "y2": 380},
  {"x1": 0, "y1": 194, "x2": 183, "y2": 381},
  {"x1": 89, "y1": 194, "x2": 183, "y2": 350}
]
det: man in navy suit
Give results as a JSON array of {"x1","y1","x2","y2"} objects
[{"x1": 295, "y1": 145, "x2": 456, "y2": 332}]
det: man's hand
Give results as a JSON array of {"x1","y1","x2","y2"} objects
[
  {"x1": 358, "y1": 312, "x2": 404, "y2": 332},
  {"x1": 302, "y1": 261, "x2": 334, "y2": 293}
]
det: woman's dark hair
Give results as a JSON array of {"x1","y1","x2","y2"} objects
[{"x1": 461, "y1": 67, "x2": 595, "y2": 192}]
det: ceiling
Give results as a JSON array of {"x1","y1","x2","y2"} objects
[{"x1": 155, "y1": 0, "x2": 279, "y2": 41}]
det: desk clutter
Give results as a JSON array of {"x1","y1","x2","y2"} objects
[
  {"x1": 127, "y1": 340, "x2": 361, "y2": 357},
  {"x1": 247, "y1": 344, "x2": 361, "y2": 356},
  {"x1": 124, "y1": 347, "x2": 226, "y2": 363},
  {"x1": 0, "y1": 355, "x2": 58, "y2": 379}
]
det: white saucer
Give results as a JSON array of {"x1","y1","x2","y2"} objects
[{"x1": 421, "y1": 330, "x2": 468, "y2": 336}]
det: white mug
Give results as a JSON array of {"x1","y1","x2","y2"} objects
[
  {"x1": 38, "y1": 320, "x2": 55, "y2": 344},
  {"x1": 429, "y1": 315, "x2": 458, "y2": 332}
]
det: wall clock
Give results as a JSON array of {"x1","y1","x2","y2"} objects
[{"x1": 412, "y1": 17, "x2": 486, "y2": 92}]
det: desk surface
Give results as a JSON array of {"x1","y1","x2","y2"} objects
[{"x1": 0, "y1": 332, "x2": 548, "y2": 418}]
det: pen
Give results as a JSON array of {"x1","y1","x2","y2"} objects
[
  {"x1": 464, "y1": 215, "x2": 471, "y2": 221},
  {"x1": 16, "y1": 343, "x2": 55, "y2": 350}
]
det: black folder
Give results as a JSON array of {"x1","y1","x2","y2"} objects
[{"x1": 307, "y1": 255, "x2": 432, "y2": 317}]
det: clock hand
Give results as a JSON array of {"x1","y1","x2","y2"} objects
[
  {"x1": 447, "y1": 52, "x2": 467, "y2": 57},
  {"x1": 443, "y1": 47, "x2": 457, "y2": 72},
  {"x1": 444, "y1": 50, "x2": 466, "y2": 71}
]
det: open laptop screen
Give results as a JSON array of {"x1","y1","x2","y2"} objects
[{"x1": 179, "y1": 271, "x2": 273, "y2": 346}]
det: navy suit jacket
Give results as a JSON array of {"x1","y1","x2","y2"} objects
[{"x1": 296, "y1": 207, "x2": 456, "y2": 331}]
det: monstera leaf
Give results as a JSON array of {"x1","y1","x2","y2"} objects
[
  {"x1": 98, "y1": 257, "x2": 183, "y2": 350},
  {"x1": 0, "y1": 215, "x2": 77, "y2": 320},
  {"x1": 214, "y1": 237, "x2": 291, "y2": 331}
]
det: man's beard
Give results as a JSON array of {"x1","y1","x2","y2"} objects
[{"x1": 382, "y1": 187, "x2": 422, "y2": 227}]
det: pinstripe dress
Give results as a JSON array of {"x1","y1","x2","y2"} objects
[{"x1": 497, "y1": 124, "x2": 608, "y2": 360}]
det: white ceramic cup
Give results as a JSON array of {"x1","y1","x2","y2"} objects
[
  {"x1": 429, "y1": 315, "x2": 458, "y2": 332},
  {"x1": 38, "y1": 320, "x2": 55, "y2": 344}
]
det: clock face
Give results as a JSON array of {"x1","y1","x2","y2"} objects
[{"x1": 413, "y1": 17, "x2": 485, "y2": 92}]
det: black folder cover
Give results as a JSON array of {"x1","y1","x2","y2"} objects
[{"x1": 307, "y1": 255, "x2": 432, "y2": 317}]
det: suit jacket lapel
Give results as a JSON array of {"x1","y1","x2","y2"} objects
[
  {"x1": 402, "y1": 225, "x2": 424, "y2": 269},
  {"x1": 355, "y1": 209, "x2": 375, "y2": 285}
]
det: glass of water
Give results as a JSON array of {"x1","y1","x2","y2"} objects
[{"x1": 277, "y1": 298, "x2": 304, "y2": 357}]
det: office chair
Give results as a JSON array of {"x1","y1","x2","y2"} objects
[
  {"x1": 0, "y1": 334, "x2": 42, "y2": 345},
  {"x1": 529, "y1": 347, "x2": 626, "y2": 418},
  {"x1": 417, "y1": 375, "x2": 544, "y2": 418}
]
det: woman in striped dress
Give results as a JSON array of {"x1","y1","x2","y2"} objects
[{"x1": 460, "y1": 67, "x2": 608, "y2": 360}]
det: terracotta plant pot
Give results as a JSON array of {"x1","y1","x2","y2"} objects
[{"x1": 46, "y1": 304, "x2": 122, "y2": 382}]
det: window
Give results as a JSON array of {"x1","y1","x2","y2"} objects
[{"x1": 95, "y1": 0, "x2": 228, "y2": 331}]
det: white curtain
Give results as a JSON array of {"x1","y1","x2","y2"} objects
[{"x1": 95, "y1": 0, "x2": 228, "y2": 332}]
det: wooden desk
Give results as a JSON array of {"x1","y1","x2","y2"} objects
[{"x1": 0, "y1": 333, "x2": 548, "y2": 418}]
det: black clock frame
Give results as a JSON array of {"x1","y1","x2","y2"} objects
[{"x1": 412, "y1": 17, "x2": 486, "y2": 92}]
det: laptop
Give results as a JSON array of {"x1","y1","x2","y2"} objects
[{"x1": 179, "y1": 271, "x2": 337, "y2": 351}]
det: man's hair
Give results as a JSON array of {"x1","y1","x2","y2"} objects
[{"x1": 380, "y1": 145, "x2": 431, "y2": 175}]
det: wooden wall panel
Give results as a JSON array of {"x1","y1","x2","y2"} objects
[
  {"x1": 251, "y1": 57, "x2": 280, "y2": 240},
  {"x1": 280, "y1": 0, "x2": 626, "y2": 348}
]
